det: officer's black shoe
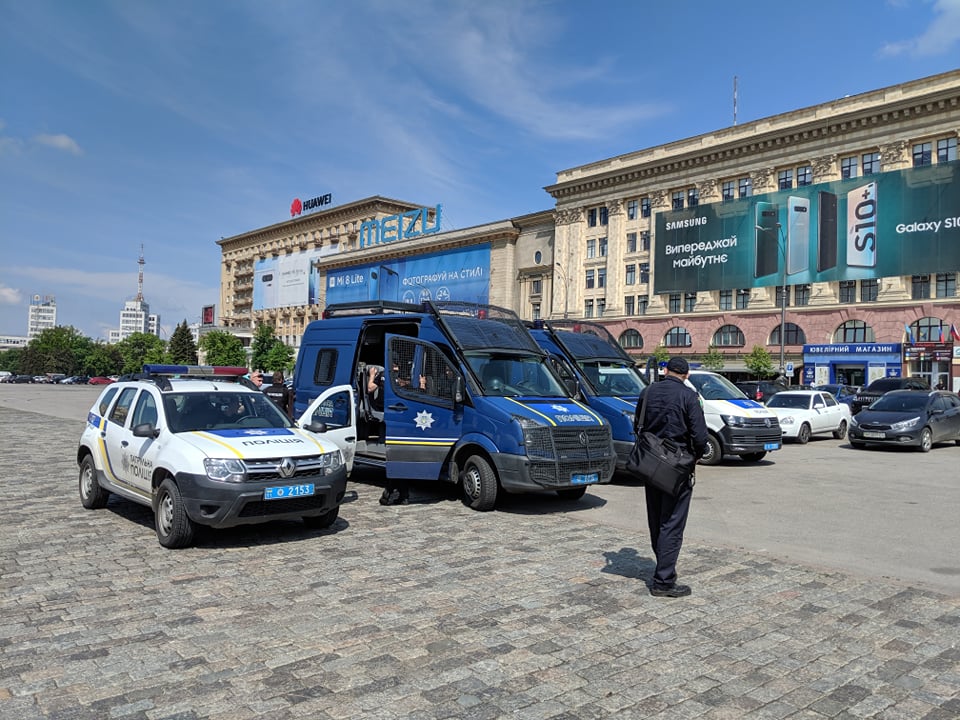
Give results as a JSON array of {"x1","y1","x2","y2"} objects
[{"x1": 650, "y1": 583, "x2": 691, "y2": 598}]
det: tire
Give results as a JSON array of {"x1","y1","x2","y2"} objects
[
  {"x1": 918, "y1": 427, "x2": 933, "y2": 453},
  {"x1": 797, "y1": 423, "x2": 811, "y2": 445},
  {"x1": 78, "y1": 455, "x2": 109, "y2": 509},
  {"x1": 739, "y1": 452, "x2": 767, "y2": 462},
  {"x1": 556, "y1": 486, "x2": 587, "y2": 501},
  {"x1": 460, "y1": 455, "x2": 498, "y2": 511},
  {"x1": 850, "y1": 440, "x2": 865, "y2": 449},
  {"x1": 698, "y1": 434, "x2": 722, "y2": 466},
  {"x1": 833, "y1": 420, "x2": 847, "y2": 440},
  {"x1": 155, "y1": 477, "x2": 196, "y2": 549},
  {"x1": 303, "y1": 506, "x2": 339, "y2": 529}
]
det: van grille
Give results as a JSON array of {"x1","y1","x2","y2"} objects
[{"x1": 523, "y1": 426, "x2": 615, "y2": 487}]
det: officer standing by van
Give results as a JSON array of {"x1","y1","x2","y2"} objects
[
  {"x1": 263, "y1": 370, "x2": 293, "y2": 418},
  {"x1": 636, "y1": 356, "x2": 708, "y2": 598}
]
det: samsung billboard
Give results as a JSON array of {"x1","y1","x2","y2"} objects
[
  {"x1": 653, "y1": 160, "x2": 960, "y2": 294},
  {"x1": 253, "y1": 247, "x2": 340, "y2": 310}
]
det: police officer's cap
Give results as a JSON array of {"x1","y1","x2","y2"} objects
[{"x1": 666, "y1": 356, "x2": 689, "y2": 374}]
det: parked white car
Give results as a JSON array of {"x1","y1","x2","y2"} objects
[{"x1": 765, "y1": 390, "x2": 851, "y2": 444}]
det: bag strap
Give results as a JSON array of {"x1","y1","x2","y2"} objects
[{"x1": 634, "y1": 387, "x2": 649, "y2": 434}]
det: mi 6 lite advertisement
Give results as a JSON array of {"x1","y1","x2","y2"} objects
[{"x1": 653, "y1": 160, "x2": 960, "y2": 294}]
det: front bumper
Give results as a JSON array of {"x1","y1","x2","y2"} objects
[
  {"x1": 172, "y1": 467, "x2": 348, "y2": 528},
  {"x1": 849, "y1": 426, "x2": 922, "y2": 447},
  {"x1": 717, "y1": 424, "x2": 781, "y2": 454}
]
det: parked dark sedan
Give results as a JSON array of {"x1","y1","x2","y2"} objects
[
  {"x1": 849, "y1": 390, "x2": 960, "y2": 452},
  {"x1": 10, "y1": 374, "x2": 36, "y2": 383},
  {"x1": 815, "y1": 383, "x2": 859, "y2": 408},
  {"x1": 735, "y1": 380, "x2": 784, "y2": 404}
]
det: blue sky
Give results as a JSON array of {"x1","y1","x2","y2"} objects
[{"x1": 1, "y1": 0, "x2": 958, "y2": 340}]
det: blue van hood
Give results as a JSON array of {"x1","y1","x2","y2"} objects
[{"x1": 496, "y1": 396, "x2": 606, "y2": 426}]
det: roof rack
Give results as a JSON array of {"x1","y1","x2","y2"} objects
[{"x1": 322, "y1": 300, "x2": 426, "y2": 318}]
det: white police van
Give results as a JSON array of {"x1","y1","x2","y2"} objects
[{"x1": 77, "y1": 365, "x2": 355, "y2": 548}]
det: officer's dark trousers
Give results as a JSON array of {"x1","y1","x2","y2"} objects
[{"x1": 645, "y1": 478, "x2": 693, "y2": 589}]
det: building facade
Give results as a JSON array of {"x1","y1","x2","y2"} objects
[
  {"x1": 27, "y1": 295, "x2": 57, "y2": 339},
  {"x1": 108, "y1": 299, "x2": 160, "y2": 344}
]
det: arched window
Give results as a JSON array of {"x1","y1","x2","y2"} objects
[
  {"x1": 770, "y1": 322, "x2": 807, "y2": 346},
  {"x1": 664, "y1": 327, "x2": 692, "y2": 348},
  {"x1": 619, "y1": 329, "x2": 643, "y2": 349},
  {"x1": 909, "y1": 316, "x2": 944, "y2": 342},
  {"x1": 712, "y1": 324, "x2": 745, "y2": 347},
  {"x1": 833, "y1": 320, "x2": 874, "y2": 343}
]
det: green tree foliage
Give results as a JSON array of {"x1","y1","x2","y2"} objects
[
  {"x1": 0, "y1": 348, "x2": 23, "y2": 373},
  {"x1": 83, "y1": 343, "x2": 124, "y2": 377},
  {"x1": 199, "y1": 330, "x2": 247, "y2": 367},
  {"x1": 744, "y1": 345, "x2": 775, "y2": 379},
  {"x1": 650, "y1": 345, "x2": 670, "y2": 365},
  {"x1": 17, "y1": 326, "x2": 93, "y2": 375},
  {"x1": 699, "y1": 345, "x2": 725, "y2": 372},
  {"x1": 262, "y1": 342, "x2": 294, "y2": 372},
  {"x1": 168, "y1": 320, "x2": 198, "y2": 364},
  {"x1": 116, "y1": 332, "x2": 168, "y2": 374},
  {"x1": 250, "y1": 323, "x2": 281, "y2": 371}
]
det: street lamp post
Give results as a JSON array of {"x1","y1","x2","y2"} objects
[{"x1": 554, "y1": 262, "x2": 569, "y2": 319}]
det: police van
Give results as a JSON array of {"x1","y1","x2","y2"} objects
[
  {"x1": 293, "y1": 300, "x2": 616, "y2": 510},
  {"x1": 527, "y1": 319, "x2": 647, "y2": 472}
]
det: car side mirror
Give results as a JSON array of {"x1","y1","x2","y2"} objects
[
  {"x1": 453, "y1": 375, "x2": 464, "y2": 404},
  {"x1": 813, "y1": 402, "x2": 824, "y2": 409},
  {"x1": 304, "y1": 421, "x2": 328, "y2": 433},
  {"x1": 132, "y1": 422, "x2": 159, "y2": 438}
]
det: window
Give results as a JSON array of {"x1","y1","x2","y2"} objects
[
  {"x1": 585, "y1": 269, "x2": 595, "y2": 289},
  {"x1": 776, "y1": 286, "x2": 790, "y2": 308},
  {"x1": 626, "y1": 199, "x2": 638, "y2": 220},
  {"x1": 912, "y1": 274, "x2": 930, "y2": 300},
  {"x1": 794, "y1": 284, "x2": 810, "y2": 306},
  {"x1": 587, "y1": 208, "x2": 597, "y2": 227},
  {"x1": 586, "y1": 238, "x2": 596, "y2": 259},
  {"x1": 131, "y1": 392, "x2": 159, "y2": 428},
  {"x1": 640, "y1": 231, "x2": 650, "y2": 252},
  {"x1": 313, "y1": 349, "x2": 338, "y2": 385},
  {"x1": 625, "y1": 264, "x2": 636, "y2": 285},
  {"x1": 860, "y1": 279, "x2": 878, "y2": 302},
  {"x1": 687, "y1": 188, "x2": 699, "y2": 207},
  {"x1": 796, "y1": 165, "x2": 812, "y2": 186},
  {"x1": 597, "y1": 298, "x2": 606, "y2": 317},
  {"x1": 910, "y1": 317, "x2": 943, "y2": 342},
  {"x1": 619, "y1": 328, "x2": 642, "y2": 348},
  {"x1": 641, "y1": 198, "x2": 651, "y2": 217},
  {"x1": 668, "y1": 293, "x2": 681, "y2": 313},
  {"x1": 841, "y1": 156, "x2": 858, "y2": 179},
  {"x1": 683, "y1": 292, "x2": 696, "y2": 312},
  {"x1": 624, "y1": 296, "x2": 635, "y2": 315},
  {"x1": 936, "y1": 272, "x2": 956, "y2": 298},
  {"x1": 671, "y1": 191, "x2": 684, "y2": 210},
  {"x1": 637, "y1": 296, "x2": 649, "y2": 315},
  {"x1": 913, "y1": 142, "x2": 932, "y2": 167},
  {"x1": 862, "y1": 152, "x2": 880, "y2": 175},
  {"x1": 713, "y1": 324, "x2": 744, "y2": 347},
  {"x1": 664, "y1": 327, "x2": 692, "y2": 347},
  {"x1": 597, "y1": 268, "x2": 606, "y2": 289},
  {"x1": 938, "y1": 137, "x2": 958, "y2": 163},
  {"x1": 109, "y1": 387, "x2": 138, "y2": 427},
  {"x1": 721, "y1": 181, "x2": 735, "y2": 202},
  {"x1": 626, "y1": 232, "x2": 637, "y2": 253},
  {"x1": 778, "y1": 169, "x2": 793, "y2": 190},
  {"x1": 639, "y1": 263, "x2": 650, "y2": 284},
  {"x1": 584, "y1": 300, "x2": 594, "y2": 318},
  {"x1": 532, "y1": 303, "x2": 540, "y2": 320},
  {"x1": 736, "y1": 289, "x2": 750, "y2": 309},
  {"x1": 599, "y1": 206, "x2": 608, "y2": 225},
  {"x1": 598, "y1": 237, "x2": 607, "y2": 257},
  {"x1": 839, "y1": 280, "x2": 857, "y2": 304},
  {"x1": 738, "y1": 177, "x2": 752, "y2": 198},
  {"x1": 719, "y1": 289, "x2": 732, "y2": 310},
  {"x1": 531, "y1": 278, "x2": 542, "y2": 295},
  {"x1": 771, "y1": 322, "x2": 806, "y2": 346},
  {"x1": 834, "y1": 320, "x2": 874, "y2": 343}
]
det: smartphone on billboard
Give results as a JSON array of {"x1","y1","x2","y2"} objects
[
  {"x1": 754, "y1": 202, "x2": 779, "y2": 277},
  {"x1": 817, "y1": 191, "x2": 838, "y2": 272},
  {"x1": 846, "y1": 181, "x2": 877, "y2": 268},
  {"x1": 786, "y1": 196, "x2": 810, "y2": 275}
]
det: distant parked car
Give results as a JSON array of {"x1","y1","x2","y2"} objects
[
  {"x1": 814, "y1": 383, "x2": 860, "y2": 408},
  {"x1": 851, "y1": 377, "x2": 931, "y2": 415},
  {"x1": 11, "y1": 374, "x2": 35, "y2": 383},
  {"x1": 735, "y1": 380, "x2": 784, "y2": 404},
  {"x1": 849, "y1": 390, "x2": 960, "y2": 451},
  {"x1": 88, "y1": 376, "x2": 115, "y2": 385},
  {"x1": 765, "y1": 390, "x2": 852, "y2": 443}
]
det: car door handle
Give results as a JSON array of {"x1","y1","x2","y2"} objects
[
  {"x1": 345, "y1": 436, "x2": 356, "y2": 443},
  {"x1": 121, "y1": 440, "x2": 129, "y2": 447},
  {"x1": 388, "y1": 403, "x2": 408, "y2": 411}
]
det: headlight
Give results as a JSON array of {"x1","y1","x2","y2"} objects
[
  {"x1": 204, "y1": 458, "x2": 247, "y2": 483},
  {"x1": 318, "y1": 450, "x2": 343, "y2": 473},
  {"x1": 849, "y1": 415, "x2": 859, "y2": 427},
  {"x1": 778, "y1": 415, "x2": 795, "y2": 426},
  {"x1": 890, "y1": 417, "x2": 920, "y2": 432},
  {"x1": 512, "y1": 414, "x2": 545, "y2": 429},
  {"x1": 721, "y1": 414, "x2": 747, "y2": 427}
]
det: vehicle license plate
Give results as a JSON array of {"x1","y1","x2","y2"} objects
[
  {"x1": 764, "y1": 442, "x2": 780, "y2": 450},
  {"x1": 862, "y1": 431, "x2": 885, "y2": 439},
  {"x1": 571, "y1": 473, "x2": 599, "y2": 485},
  {"x1": 264, "y1": 484, "x2": 315, "y2": 500}
]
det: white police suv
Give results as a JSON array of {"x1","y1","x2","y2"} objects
[{"x1": 77, "y1": 365, "x2": 355, "y2": 548}]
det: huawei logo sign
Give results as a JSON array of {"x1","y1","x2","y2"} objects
[{"x1": 290, "y1": 198, "x2": 303, "y2": 217}]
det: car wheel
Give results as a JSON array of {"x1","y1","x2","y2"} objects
[
  {"x1": 739, "y1": 452, "x2": 766, "y2": 462},
  {"x1": 698, "y1": 434, "x2": 722, "y2": 466},
  {"x1": 797, "y1": 423, "x2": 811, "y2": 445},
  {"x1": 833, "y1": 420, "x2": 847, "y2": 440},
  {"x1": 155, "y1": 477, "x2": 196, "y2": 549},
  {"x1": 918, "y1": 427, "x2": 933, "y2": 453},
  {"x1": 78, "y1": 455, "x2": 109, "y2": 509},
  {"x1": 303, "y1": 506, "x2": 339, "y2": 529},
  {"x1": 460, "y1": 455, "x2": 497, "y2": 511},
  {"x1": 556, "y1": 486, "x2": 587, "y2": 501}
]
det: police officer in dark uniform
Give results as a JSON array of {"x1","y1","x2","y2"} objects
[
  {"x1": 635, "y1": 356, "x2": 708, "y2": 597},
  {"x1": 263, "y1": 370, "x2": 293, "y2": 419}
]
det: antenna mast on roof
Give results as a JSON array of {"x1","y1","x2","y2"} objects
[
  {"x1": 733, "y1": 75, "x2": 738, "y2": 126},
  {"x1": 136, "y1": 243, "x2": 145, "y2": 302}
]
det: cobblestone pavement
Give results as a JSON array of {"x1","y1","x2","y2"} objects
[{"x1": 2, "y1": 406, "x2": 959, "y2": 719}]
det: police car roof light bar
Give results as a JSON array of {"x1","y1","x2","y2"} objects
[{"x1": 142, "y1": 364, "x2": 249, "y2": 377}]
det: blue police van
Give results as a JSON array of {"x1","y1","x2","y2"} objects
[
  {"x1": 293, "y1": 301, "x2": 616, "y2": 510},
  {"x1": 527, "y1": 320, "x2": 647, "y2": 472}
]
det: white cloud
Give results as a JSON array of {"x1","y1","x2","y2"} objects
[
  {"x1": 0, "y1": 285, "x2": 24, "y2": 305},
  {"x1": 881, "y1": 0, "x2": 960, "y2": 56},
  {"x1": 33, "y1": 133, "x2": 83, "y2": 155}
]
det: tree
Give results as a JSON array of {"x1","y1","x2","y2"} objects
[
  {"x1": 116, "y1": 332, "x2": 167, "y2": 374},
  {"x1": 168, "y1": 320, "x2": 198, "y2": 364},
  {"x1": 20, "y1": 326, "x2": 93, "y2": 375},
  {"x1": 199, "y1": 330, "x2": 247, "y2": 367},
  {"x1": 250, "y1": 322, "x2": 285, "y2": 371},
  {"x1": 744, "y1": 345, "x2": 775, "y2": 379},
  {"x1": 699, "y1": 345, "x2": 725, "y2": 372},
  {"x1": 650, "y1": 345, "x2": 670, "y2": 366},
  {"x1": 0, "y1": 348, "x2": 22, "y2": 373},
  {"x1": 261, "y1": 342, "x2": 294, "y2": 372},
  {"x1": 83, "y1": 343, "x2": 124, "y2": 377}
]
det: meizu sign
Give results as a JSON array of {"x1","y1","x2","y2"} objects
[
  {"x1": 359, "y1": 204, "x2": 442, "y2": 248},
  {"x1": 653, "y1": 161, "x2": 960, "y2": 294}
]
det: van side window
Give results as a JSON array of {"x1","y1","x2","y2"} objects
[
  {"x1": 313, "y1": 349, "x2": 338, "y2": 386},
  {"x1": 389, "y1": 336, "x2": 457, "y2": 407},
  {"x1": 108, "y1": 387, "x2": 139, "y2": 427}
]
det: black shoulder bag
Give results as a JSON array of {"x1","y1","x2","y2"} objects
[{"x1": 626, "y1": 388, "x2": 697, "y2": 496}]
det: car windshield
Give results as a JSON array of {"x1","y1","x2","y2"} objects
[
  {"x1": 688, "y1": 373, "x2": 748, "y2": 401},
  {"x1": 163, "y1": 391, "x2": 293, "y2": 432},
  {"x1": 767, "y1": 394, "x2": 811, "y2": 409},
  {"x1": 579, "y1": 361, "x2": 646, "y2": 397},
  {"x1": 466, "y1": 353, "x2": 568, "y2": 397},
  {"x1": 869, "y1": 394, "x2": 929, "y2": 413},
  {"x1": 817, "y1": 384, "x2": 841, "y2": 395},
  {"x1": 867, "y1": 378, "x2": 906, "y2": 392}
]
